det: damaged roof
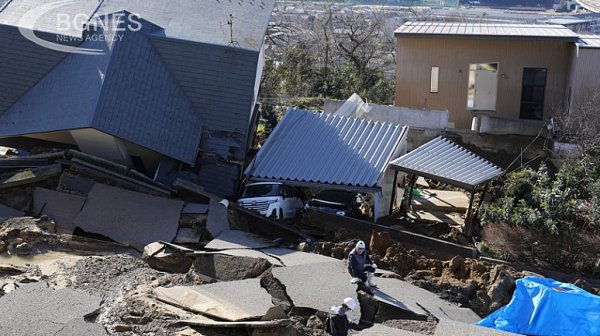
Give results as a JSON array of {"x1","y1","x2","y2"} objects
[
  {"x1": 389, "y1": 137, "x2": 502, "y2": 190},
  {"x1": 245, "y1": 108, "x2": 408, "y2": 189}
]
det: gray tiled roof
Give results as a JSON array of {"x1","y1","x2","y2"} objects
[
  {"x1": 395, "y1": 22, "x2": 579, "y2": 41},
  {"x1": 0, "y1": 16, "x2": 203, "y2": 164},
  {"x1": 246, "y1": 108, "x2": 408, "y2": 189},
  {"x1": 389, "y1": 137, "x2": 503, "y2": 190},
  {"x1": 0, "y1": 25, "x2": 70, "y2": 116}
]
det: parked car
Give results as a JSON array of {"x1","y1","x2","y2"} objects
[
  {"x1": 237, "y1": 182, "x2": 304, "y2": 220},
  {"x1": 305, "y1": 190, "x2": 363, "y2": 217}
]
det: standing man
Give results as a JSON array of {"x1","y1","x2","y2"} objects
[
  {"x1": 325, "y1": 297, "x2": 357, "y2": 336},
  {"x1": 348, "y1": 241, "x2": 377, "y2": 289}
]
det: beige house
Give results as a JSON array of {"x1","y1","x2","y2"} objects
[{"x1": 395, "y1": 22, "x2": 600, "y2": 132}]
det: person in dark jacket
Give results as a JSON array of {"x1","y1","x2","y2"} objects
[
  {"x1": 348, "y1": 240, "x2": 377, "y2": 288},
  {"x1": 325, "y1": 297, "x2": 357, "y2": 336}
]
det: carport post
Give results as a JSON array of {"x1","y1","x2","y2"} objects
[
  {"x1": 465, "y1": 189, "x2": 476, "y2": 238},
  {"x1": 389, "y1": 170, "x2": 399, "y2": 215},
  {"x1": 406, "y1": 174, "x2": 417, "y2": 210}
]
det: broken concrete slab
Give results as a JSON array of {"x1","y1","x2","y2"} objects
[
  {"x1": 182, "y1": 203, "x2": 209, "y2": 215},
  {"x1": 434, "y1": 320, "x2": 521, "y2": 336},
  {"x1": 271, "y1": 261, "x2": 360, "y2": 316},
  {"x1": 58, "y1": 172, "x2": 96, "y2": 195},
  {"x1": 372, "y1": 278, "x2": 480, "y2": 324},
  {"x1": 177, "y1": 319, "x2": 291, "y2": 328},
  {"x1": 206, "y1": 199, "x2": 230, "y2": 237},
  {"x1": 33, "y1": 188, "x2": 86, "y2": 233},
  {"x1": 357, "y1": 324, "x2": 423, "y2": 336},
  {"x1": 412, "y1": 189, "x2": 470, "y2": 212},
  {"x1": 55, "y1": 319, "x2": 108, "y2": 336},
  {"x1": 0, "y1": 164, "x2": 62, "y2": 190},
  {"x1": 73, "y1": 183, "x2": 183, "y2": 245},
  {"x1": 195, "y1": 249, "x2": 283, "y2": 266},
  {"x1": 155, "y1": 278, "x2": 273, "y2": 321},
  {"x1": 173, "y1": 228, "x2": 201, "y2": 244},
  {"x1": 0, "y1": 282, "x2": 102, "y2": 336},
  {"x1": 0, "y1": 203, "x2": 24, "y2": 221},
  {"x1": 204, "y1": 230, "x2": 273, "y2": 250},
  {"x1": 408, "y1": 210, "x2": 465, "y2": 226},
  {"x1": 190, "y1": 253, "x2": 272, "y2": 281},
  {"x1": 261, "y1": 248, "x2": 340, "y2": 266}
]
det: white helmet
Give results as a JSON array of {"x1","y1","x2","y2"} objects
[
  {"x1": 343, "y1": 297, "x2": 357, "y2": 311},
  {"x1": 356, "y1": 241, "x2": 366, "y2": 249}
]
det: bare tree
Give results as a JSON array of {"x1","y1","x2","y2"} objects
[{"x1": 554, "y1": 89, "x2": 600, "y2": 159}]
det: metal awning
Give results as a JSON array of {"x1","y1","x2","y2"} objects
[
  {"x1": 245, "y1": 108, "x2": 408, "y2": 190},
  {"x1": 389, "y1": 137, "x2": 502, "y2": 191}
]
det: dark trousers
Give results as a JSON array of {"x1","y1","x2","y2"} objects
[{"x1": 357, "y1": 266, "x2": 376, "y2": 282}]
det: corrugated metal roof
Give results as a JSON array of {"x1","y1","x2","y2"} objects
[
  {"x1": 578, "y1": 35, "x2": 600, "y2": 48},
  {"x1": 389, "y1": 137, "x2": 502, "y2": 190},
  {"x1": 395, "y1": 22, "x2": 579, "y2": 40},
  {"x1": 578, "y1": 0, "x2": 600, "y2": 13},
  {"x1": 245, "y1": 108, "x2": 408, "y2": 189}
]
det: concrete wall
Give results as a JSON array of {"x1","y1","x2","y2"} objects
[
  {"x1": 395, "y1": 37, "x2": 573, "y2": 129},
  {"x1": 324, "y1": 98, "x2": 449, "y2": 130},
  {"x1": 474, "y1": 115, "x2": 546, "y2": 136}
]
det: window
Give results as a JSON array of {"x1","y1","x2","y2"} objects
[
  {"x1": 520, "y1": 68, "x2": 547, "y2": 120},
  {"x1": 430, "y1": 66, "x2": 439, "y2": 93},
  {"x1": 467, "y1": 63, "x2": 498, "y2": 111}
]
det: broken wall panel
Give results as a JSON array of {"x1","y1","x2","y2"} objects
[
  {"x1": 73, "y1": 183, "x2": 183, "y2": 245},
  {"x1": 33, "y1": 188, "x2": 86, "y2": 233}
]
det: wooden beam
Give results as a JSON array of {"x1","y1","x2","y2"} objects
[{"x1": 464, "y1": 189, "x2": 477, "y2": 238}]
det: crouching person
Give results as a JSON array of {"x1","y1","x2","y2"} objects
[
  {"x1": 325, "y1": 297, "x2": 357, "y2": 336},
  {"x1": 348, "y1": 241, "x2": 377, "y2": 289}
]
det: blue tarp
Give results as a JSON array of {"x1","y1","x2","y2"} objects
[{"x1": 477, "y1": 276, "x2": 600, "y2": 336}]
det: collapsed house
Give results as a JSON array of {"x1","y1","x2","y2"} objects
[
  {"x1": 244, "y1": 107, "x2": 409, "y2": 220},
  {"x1": 0, "y1": 0, "x2": 275, "y2": 197}
]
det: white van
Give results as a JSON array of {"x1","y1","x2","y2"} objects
[{"x1": 237, "y1": 182, "x2": 304, "y2": 220}]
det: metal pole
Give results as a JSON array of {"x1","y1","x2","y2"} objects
[
  {"x1": 406, "y1": 174, "x2": 417, "y2": 212},
  {"x1": 389, "y1": 170, "x2": 399, "y2": 215},
  {"x1": 465, "y1": 189, "x2": 477, "y2": 238}
]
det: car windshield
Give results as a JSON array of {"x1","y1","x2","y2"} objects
[
  {"x1": 242, "y1": 184, "x2": 283, "y2": 198},
  {"x1": 312, "y1": 190, "x2": 356, "y2": 205}
]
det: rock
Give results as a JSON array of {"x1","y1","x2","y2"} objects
[
  {"x1": 487, "y1": 270, "x2": 515, "y2": 311},
  {"x1": 369, "y1": 231, "x2": 393, "y2": 257},
  {"x1": 448, "y1": 255, "x2": 465, "y2": 273},
  {"x1": 384, "y1": 245, "x2": 399, "y2": 259},
  {"x1": 469, "y1": 261, "x2": 487, "y2": 276},
  {"x1": 0, "y1": 241, "x2": 5, "y2": 253},
  {"x1": 468, "y1": 290, "x2": 492, "y2": 317},
  {"x1": 314, "y1": 242, "x2": 333, "y2": 255},
  {"x1": 142, "y1": 242, "x2": 192, "y2": 273},
  {"x1": 35, "y1": 216, "x2": 56, "y2": 233},
  {"x1": 297, "y1": 242, "x2": 311, "y2": 252},
  {"x1": 330, "y1": 247, "x2": 344, "y2": 259},
  {"x1": 306, "y1": 315, "x2": 323, "y2": 329},
  {"x1": 595, "y1": 258, "x2": 600, "y2": 273},
  {"x1": 15, "y1": 242, "x2": 31, "y2": 256},
  {"x1": 113, "y1": 325, "x2": 133, "y2": 332}
]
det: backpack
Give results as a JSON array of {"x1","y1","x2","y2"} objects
[{"x1": 325, "y1": 312, "x2": 348, "y2": 336}]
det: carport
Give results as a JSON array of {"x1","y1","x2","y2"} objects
[
  {"x1": 389, "y1": 137, "x2": 503, "y2": 236},
  {"x1": 244, "y1": 108, "x2": 409, "y2": 221}
]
